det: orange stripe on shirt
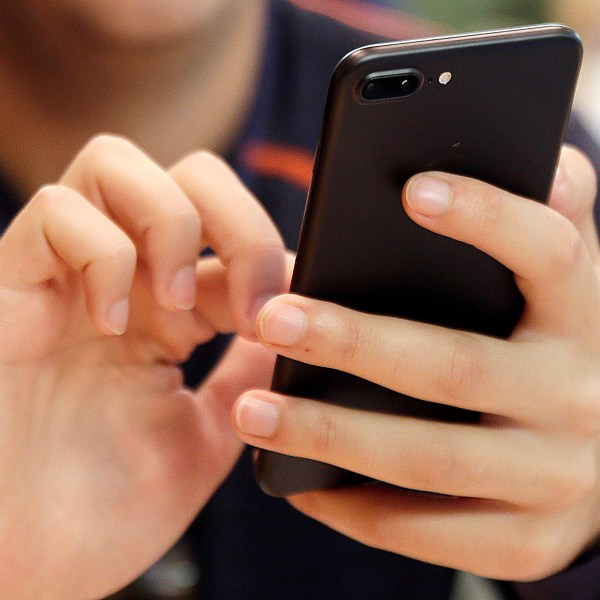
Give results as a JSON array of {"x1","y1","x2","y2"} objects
[
  {"x1": 287, "y1": 0, "x2": 438, "y2": 40},
  {"x1": 241, "y1": 142, "x2": 314, "y2": 191}
]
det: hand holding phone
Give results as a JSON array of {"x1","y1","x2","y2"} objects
[{"x1": 254, "y1": 24, "x2": 582, "y2": 497}]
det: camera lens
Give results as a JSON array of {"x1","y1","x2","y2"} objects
[{"x1": 361, "y1": 72, "x2": 421, "y2": 101}]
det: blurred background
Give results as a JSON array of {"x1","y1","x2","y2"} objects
[
  {"x1": 397, "y1": 0, "x2": 600, "y2": 142},
  {"x1": 397, "y1": 0, "x2": 546, "y2": 29}
]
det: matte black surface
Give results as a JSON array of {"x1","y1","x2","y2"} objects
[{"x1": 256, "y1": 25, "x2": 582, "y2": 497}]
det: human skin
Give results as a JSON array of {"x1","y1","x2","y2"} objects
[
  {"x1": 0, "y1": 135, "x2": 289, "y2": 599},
  {"x1": 0, "y1": 5, "x2": 274, "y2": 598},
  {"x1": 0, "y1": 5, "x2": 277, "y2": 595},
  {"x1": 1, "y1": 0, "x2": 600, "y2": 597},
  {"x1": 234, "y1": 145, "x2": 600, "y2": 582},
  {"x1": 3, "y1": 142, "x2": 596, "y2": 599},
  {"x1": 0, "y1": 0, "x2": 266, "y2": 198}
]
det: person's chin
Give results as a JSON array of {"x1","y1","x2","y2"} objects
[{"x1": 67, "y1": 0, "x2": 229, "y2": 49}]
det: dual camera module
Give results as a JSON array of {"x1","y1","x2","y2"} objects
[{"x1": 361, "y1": 70, "x2": 452, "y2": 101}]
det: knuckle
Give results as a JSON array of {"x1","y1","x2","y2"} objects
[
  {"x1": 452, "y1": 179, "x2": 504, "y2": 230},
  {"x1": 30, "y1": 185, "x2": 85, "y2": 225},
  {"x1": 75, "y1": 136, "x2": 142, "y2": 200},
  {"x1": 476, "y1": 185, "x2": 504, "y2": 227},
  {"x1": 438, "y1": 333, "x2": 480, "y2": 403},
  {"x1": 194, "y1": 148, "x2": 226, "y2": 167},
  {"x1": 406, "y1": 430, "x2": 464, "y2": 493},
  {"x1": 30, "y1": 185, "x2": 63, "y2": 212},
  {"x1": 421, "y1": 444, "x2": 488, "y2": 496},
  {"x1": 308, "y1": 308, "x2": 365, "y2": 369},
  {"x1": 31, "y1": 184, "x2": 80, "y2": 212},
  {"x1": 170, "y1": 150, "x2": 240, "y2": 196},
  {"x1": 334, "y1": 312, "x2": 364, "y2": 366},
  {"x1": 81, "y1": 133, "x2": 136, "y2": 160},
  {"x1": 311, "y1": 411, "x2": 342, "y2": 456},
  {"x1": 178, "y1": 149, "x2": 229, "y2": 176}
]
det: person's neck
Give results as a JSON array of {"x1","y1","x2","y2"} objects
[{"x1": 0, "y1": 0, "x2": 266, "y2": 200}]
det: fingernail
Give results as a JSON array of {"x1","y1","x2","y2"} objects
[
  {"x1": 406, "y1": 175, "x2": 452, "y2": 216},
  {"x1": 169, "y1": 266, "x2": 196, "y2": 310},
  {"x1": 236, "y1": 395, "x2": 280, "y2": 437},
  {"x1": 259, "y1": 303, "x2": 307, "y2": 346},
  {"x1": 106, "y1": 298, "x2": 129, "y2": 335}
]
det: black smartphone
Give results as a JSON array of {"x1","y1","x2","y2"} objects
[{"x1": 255, "y1": 24, "x2": 582, "y2": 497}]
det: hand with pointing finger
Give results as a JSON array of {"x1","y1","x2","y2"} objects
[{"x1": 0, "y1": 135, "x2": 287, "y2": 599}]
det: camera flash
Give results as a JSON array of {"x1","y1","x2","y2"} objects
[{"x1": 439, "y1": 72, "x2": 452, "y2": 85}]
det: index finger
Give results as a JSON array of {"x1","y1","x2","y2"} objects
[
  {"x1": 170, "y1": 151, "x2": 287, "y2": 339},
  {"x1": 403, "y1": 158, "x2": 599, "y2": 336}
]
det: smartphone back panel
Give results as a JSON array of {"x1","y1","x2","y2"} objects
[{"x1": 256, "y1": 26, "x2": 582, "y2": 496}]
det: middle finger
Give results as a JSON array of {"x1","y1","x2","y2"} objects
[
  {"x1": 403, "y1": 169, "x2": 600, "y2": 337},
  {"x1": 253, "y1": 294, "x2": 577, "y2": 425}
]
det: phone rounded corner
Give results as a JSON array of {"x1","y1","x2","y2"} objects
[{"x1": 543, "y1": 23, "x2": 584, "y2": 63}]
